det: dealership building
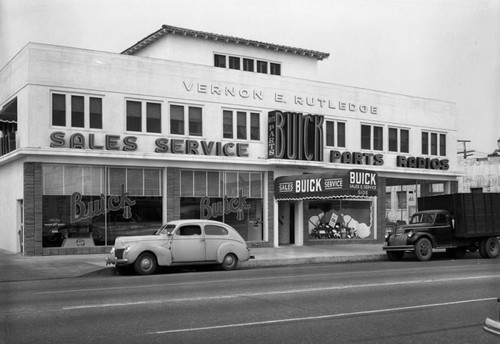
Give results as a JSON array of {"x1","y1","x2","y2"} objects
[{"x1": 0, "y1": 25, "x2": 459, "y2": 255}]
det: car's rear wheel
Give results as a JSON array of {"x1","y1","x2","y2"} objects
[
  {"x1": 414, "y1": 238, "x2": 433, "y2": 261},
  {"x1": 221, "y1": 253, "x2": 238, "y2": 271},
  {"x1": 386, "y1": 251, "x2": 404, "y2": 261},
  {"x1": 134, "y1": 252, "x2": 157, "y2": 275}
]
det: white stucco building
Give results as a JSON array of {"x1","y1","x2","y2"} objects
[{"x1": 0, "y1": 25, "x2": 459, "y2": 255}]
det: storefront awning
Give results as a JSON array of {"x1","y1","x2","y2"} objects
[
  {"x1": 0, "y1": 98, "x2": 17, "y2": 124},
  {"x1": 274, "y1": 169, "x2": 378, "y2": 201}
]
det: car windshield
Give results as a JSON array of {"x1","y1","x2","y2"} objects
[
  {"x1": 410, "y1": 213, "x2": 435, "y2": 224},
  {"x1": 154, "y1": 224, "x2": 177, "y2": 235}
]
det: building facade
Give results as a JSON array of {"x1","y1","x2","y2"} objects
[{"x1": 0, "y1": 25, "x2": 459, "y2": 255}]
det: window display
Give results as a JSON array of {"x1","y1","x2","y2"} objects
[
  {"x1": 42, "y1": 164, "x2": 162, "y2": 247},
  {"x1": 308, "y1": 199, "x2": 374, "y2": 240},
  {"x1": 180, "y1": 170, "x2": 264, "y2": 241}
]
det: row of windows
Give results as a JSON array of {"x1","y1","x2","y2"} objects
[
  {"x1": 360, "y1": 124, "x2": 446, "y2": 156},
  {"x1": 214, "y1": 54, "x2": 281, "y2": 75},
  {"x1": 51, "y1": 93, "x2": 446, "y2": 156}
]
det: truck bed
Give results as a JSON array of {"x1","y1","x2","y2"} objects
[{"x1": 417, "y1": 193, "x2": 500, "y2": 238}]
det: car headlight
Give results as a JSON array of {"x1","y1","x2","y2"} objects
[
  {"x1": 109, "y1": 247, "x2": 115, "y2": 255},
  {"x1": 407, "y1": 231, "x2": 414, "y2": 238},
  {"x1": 124, "y1": 246, "x2": 131, "y2": 256}
]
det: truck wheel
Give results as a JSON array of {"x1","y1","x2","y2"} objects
[
  {"x1": 386, "y1": 251, "x2": 404, "y2": 261},
  {"x1": 134, "y1": 252, "x2": 157, "y2": 275},
  {"x1": 446, "y1": 247, "x2": 466, "y2": 259},
  {"x1": 415, "y1": 238, "x2": 433, "y2": 261},
  {"x1": 480, "y1": 237, "x2": 500, "y2": 258}
]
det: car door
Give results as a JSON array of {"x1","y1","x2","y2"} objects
[{"x1": 171, "y1": 224, "x2": 206, "y2": 262}]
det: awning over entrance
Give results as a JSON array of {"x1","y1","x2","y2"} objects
[{"x1": 274, "y1": 169, "x2": 378, "y2": 201}]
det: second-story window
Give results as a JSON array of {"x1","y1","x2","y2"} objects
[
  {"x1": 243, "y1": 58, "x2": 254, "y2": 72},
  {"x1": 422, "y1": 131, "x2": 446, "y2": 156},
  {"x1": 170, "y1": 104, "x2": 203, "y2": 136},
  {"x1": 126, "y1": 100, "x2": 161, "y2": 133},
  {"x1": 326, "y1": 120, "x2": 346, "y2": 148},
  {"x1": 52, "y1": 93, "x2": 103, "y2": 129},
  {"x1": 223, "y1": 109, "x2": 260, "y2": 141},
  {"x1": 388, "y1": 127, "x2": 409, "y2": 153},
  {"x1": 361, "y1": 124, "x2": 383, "y2": 151}
]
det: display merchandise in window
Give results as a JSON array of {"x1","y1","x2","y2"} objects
[{"x1": 307, "y1": 200, "x2": 374, "y2": 240}]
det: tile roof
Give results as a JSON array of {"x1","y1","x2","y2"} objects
[{"x1": 121, "y1": 24, "x2": 330, "y2": 61}]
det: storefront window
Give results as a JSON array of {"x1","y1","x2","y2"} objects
[
  {"x1": 180, "y1": 170, "x2": 264, "y2": 241},
  {"x1": 42, "y1": 164, "x2": 163, "y2": 248},
  {"x1": 307, "y1": 199, "x2": 374, "y2": 240}
]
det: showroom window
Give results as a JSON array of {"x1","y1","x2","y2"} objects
[
  {"x1": 42, "y1": 164, "x2": 162, "y2": 248},
  {"x1": 180, "y1": 170, "x2": 264, "y2": 241},
  {"x1": 52, "y1": 93, "x2": 103, "y2": 129},
  {"x1": 308, "y1": 199, "x2": 375, "y2": 240}
]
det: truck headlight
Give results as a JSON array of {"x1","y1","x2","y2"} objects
[
  {"x1": 124, "y1": 246, "x2": 131, "y2": 256},
  {"x1": 407, "y1": 231, "x2": 414, "y2": 238},
  {"x1": 109, "y1": 247, "x2": 115, "y2": 255}
]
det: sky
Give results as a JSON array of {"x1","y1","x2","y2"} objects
[{"x1": 1, "y1": 0, "x2": 499, "y2": 156}]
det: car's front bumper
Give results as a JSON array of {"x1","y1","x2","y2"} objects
[{"x1": 105, "y1": 249, "x2": 129, "y2": 266}]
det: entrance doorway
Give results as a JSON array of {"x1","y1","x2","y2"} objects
[{"x1": 278, "y1": 202, "x2": 295, "y2": 245}]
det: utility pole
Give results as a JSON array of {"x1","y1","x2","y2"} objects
[{"x1": 457, "y1": 139, "x2": 474, "y2": 158}]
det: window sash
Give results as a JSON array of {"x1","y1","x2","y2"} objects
[
  {"x1": 257, "y1": 60, "x2": 267, "y2": 74},
  {"x1": 71, "y1": 96, "x2": 85, "y2": 128},
  {"x1": 431, "y1": 133, "x2": 438, "y2": 155},
  {"x1": 250, "y1": 113, "x2": 260, "y2": 140},
  {"x1": 422, "y1": 132, "x2": 429, "y2": 155},
  {"x1": 388, "y1": 128, "x2": 398, "y2": 152},
  {"x1": 223, "y1": 110, "x2": 233, "y2": 139},
  {"x1": 400, "y1": 129, "x2": 409, "y2": 153},
  {"x1": 214, "y1": 54, "x2": 226, "y2": 68},
  {"x1": 270, "y1": 63, "x2": 281, "y2": 75},
  {"x1": 337, "y1": 122, "x2": 346, "y2": 147},
  {"x1": 228, "y1": 56, "x2": 240, "y2": 70},
  {"x1": 243, "y1": 58, "x2": 254, "y2": 72},
  {"x1": 52, "y1": 94, "x2": 66, "y2": 126},
  {"x1": 237, "y1": 112, "x2": 247, "y2": 140},
  {"x1": 89, "y1": 97, "x2": 102, "y2": 129},
  {"x1": 373, "y1": 126, "x2": 383, "y2": 151},
  {"x1": 361, "y1": 125, "x2": 371, "y2": 149},
  {"x1": 170, "y1": 105, "x2": 185, "y2": 135},
  {"x1": 126, "y1": 101, "x2": 142, "y2": 132},
  {"x1": 188, "y1": 106, "x2": 202, "y2": 136},
  {"x1": 146, "y1": 103, "x2": 161, "y2": 133},
  {"x1": 439, "y1": 134, "x2": 446, "y2": 156},
  {"x1": 326, "y1": 121, "x2": 335, "y2": 147}
]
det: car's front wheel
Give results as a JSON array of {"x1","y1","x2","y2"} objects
[
  {"x1": 221, "y1": 253, "x2": 238, "y2": 271},
  {"x1": 134, "y1": 252, "x2": 157, "y2": 275}
]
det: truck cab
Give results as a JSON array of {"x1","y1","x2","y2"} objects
[{"x1": 384, "y1": 209, "x2": 459, "y2": 261}]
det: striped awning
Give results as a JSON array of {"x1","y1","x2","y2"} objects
[
  {"x1": 0, "y1": 98, "x2": 17, "y2": 124},
  {"x1": 274, "y1": 169, "x2": 378, "y2": 201}
]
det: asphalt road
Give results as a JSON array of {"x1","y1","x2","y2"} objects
[{"x1": 1, "y1": 258, "x2": 499, "y2": 344}]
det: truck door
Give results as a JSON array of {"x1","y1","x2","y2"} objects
[{"x1": 433, "y1": 212, "x2": 452, "y2": 245}]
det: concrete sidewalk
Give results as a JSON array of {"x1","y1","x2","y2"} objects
[{"x1": 0, "y1": 244, "x2": 387, "y2": 282}]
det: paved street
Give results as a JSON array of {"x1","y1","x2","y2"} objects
[{"x1": 1, "y1": 258, "x2": 499, "y2": 343}]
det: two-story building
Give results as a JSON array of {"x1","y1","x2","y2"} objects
[{"x1": 0, "y1": 25, "x2": 459, "y2": 255}]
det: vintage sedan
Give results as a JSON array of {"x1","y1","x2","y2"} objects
[{"x1": 106, "y1": 219, "x2": 254, "y2": 275}]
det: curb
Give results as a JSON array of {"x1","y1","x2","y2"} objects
[{"x1": 81, "y1": 254, "x2": 388, "y2": 277}]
